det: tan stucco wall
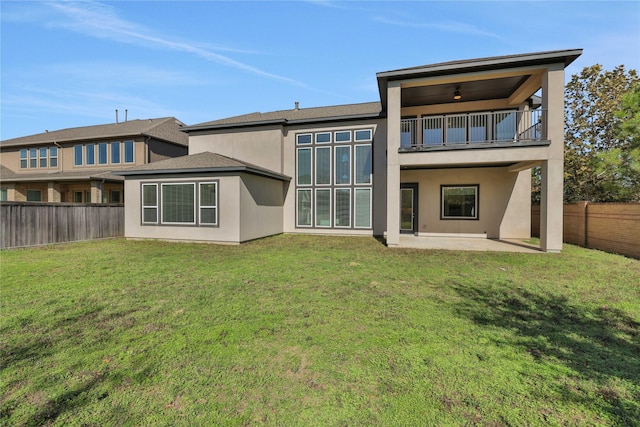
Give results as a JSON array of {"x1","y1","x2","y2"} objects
[
  {"x1": 238, "y1": 173, "x2": 285, "y2": 242},
  {"x1": 124, "y1": 175, "x2": 241, "y2": 243},
  {"x1": 400, "y1": 167, "x2": 531, "y2": 239},
  {"x1": 188, "y1": 126, "x2": 284, "y2": 174},
  {"x1": 123, "y1": 173, "x2": 286, "y2": 244}
]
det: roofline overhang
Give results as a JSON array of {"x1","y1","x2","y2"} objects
[
  {"x1": 376, "y1": 49, "x2": 583, "y2": 111},
  {"x1": 114, "y1": 166, "x2": 291, "y2": 182},
  {"x1": 1, "y1": 133, "x2": 188, "y2": 148},
  {"x1": 1, "y1": 175, "x2": 123, "y2": 183},
  {"x1": 182, "y1": 112, "x2": 382, "y2": 133}
]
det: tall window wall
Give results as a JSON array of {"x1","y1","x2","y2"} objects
[{"x1": 296, "y1": 128, "x2": 373, "y2": 229}]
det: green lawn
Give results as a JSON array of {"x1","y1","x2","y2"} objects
[{"x1": 1, "y1": 235, "x2": 639, "y2": 426}]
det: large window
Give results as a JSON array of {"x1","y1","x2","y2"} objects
[
  {"x1": 141, "y1": 181, "x2": 219, "y2": 226},
  {"x1": 19, "y1": 146, "x2": 58, "y2": 169},
  {"x1": 297, "y1": 148, "x2": 312, "y2": 185},
  {"x1": 441, "y1": 185, "x2": 479, "y2": 220},
  {"x1": 29, "y1": 148, "x2": 37, "y2": 168},
  {"x1": 294, "y1": 128, "x2": 374, "y2": 229},
  {"x1": 162, "y1": 183, "x2": 195, "y2": 224}
]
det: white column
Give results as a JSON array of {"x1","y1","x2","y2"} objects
[
  {"x1": 386, "y1": 82, "x2": 402, "y2": 247},
  {"x1": 540, "y1": 65, "x2": 565, "y2": 252}
]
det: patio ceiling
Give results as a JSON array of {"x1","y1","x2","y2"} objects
[{"x1": 401, "y1": 75, "x2": 530, "y2": 107}]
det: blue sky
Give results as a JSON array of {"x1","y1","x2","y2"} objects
[{"x1": 1, "y1": 0, "x2": 639, "y2": 140}]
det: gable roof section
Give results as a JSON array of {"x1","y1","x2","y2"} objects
[
  {"x1": 183, "y1": 102, "x2": 382, "y2": 132},
  {"x1": 114, "y1": 151, "x2": 290, "y2": 181},
  {"x1": 376, "y1": 49, "x2": 583, "y2": 109},
  {"x1": 1, "y1": 117, "x2": 188, "y2": 148}
]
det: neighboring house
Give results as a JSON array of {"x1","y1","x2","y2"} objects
[
  {"x1": 0, "y1": 117, "x2": 188, "y2": 204},
  {"x1": 116, "y1": 49, "x2": 581, "y2": 252}
]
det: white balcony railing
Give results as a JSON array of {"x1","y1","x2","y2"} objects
[{"x1": 400, "y1": 109, "x2": 545, "y2": 149}]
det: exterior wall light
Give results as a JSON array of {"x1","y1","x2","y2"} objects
[{"x1": 453, "y1": 88, "x2": 462, "y2": 101}]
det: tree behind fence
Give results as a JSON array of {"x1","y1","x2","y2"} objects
[{"x1": 1, "y1": 202, "x2": 124, "y2": 249}]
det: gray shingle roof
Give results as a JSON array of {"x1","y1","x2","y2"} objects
[
  {"x1": 1, "y1": 117, "x2": 188, "y2": 148},
  {"x1": 184, "y1": 102, "x2": 382, "y2": 131},
  {"x1": 0, "y1": 166, "x2": 123, "y2": 182},
  {"x1": 114, "y1": 151, "x2": 290, "y2": 181}
]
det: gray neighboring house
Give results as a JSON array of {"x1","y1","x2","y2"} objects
[
  {"x1": 117, "y1": 49, "x2": 582, "y2": 251},
  {"x1": 0, "y1": 117, "x2": 188, "y2": 203}
]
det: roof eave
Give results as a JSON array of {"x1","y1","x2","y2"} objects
[
  {"x1": 182, "y1": 119, "x2": 287, "y2": 133},
  {"x1": 114, "y1": 166, "x2": 291, "y2": 182}
]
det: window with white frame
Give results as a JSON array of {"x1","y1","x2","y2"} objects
[
  {"x1": 19, "y1": 146, "x2": 59, "y2": 169},
  {"x1": 74, "y1": 145, "x2": 83, "y2": 166},
  {"x1": 124, "y1": 140, "x2": 134, "y2": 163},
  {"x1": 98, "y1": 143, "x2": 108, "y2": 165},
  {"x1": 294, "y1": 128, "x2": 374, "y2": 229},
  {"x1": 441, "y1": 185, "x2": 479, "y2": 220},
  {"x1": 199, "y1": 182, "x2": 218, "y2": 225},
  {"x1": 142, "y1": 184, "x2": 158, "y2": 223},
  {"x1": 141, "y1": 180, "x2": 219, "y2": 226},
  {"x1": 111, "y1": 142, "x2": 121, "y2": 164},
  {"x1": 162, "y1": 183, "x2": 195, "y2": 224}
]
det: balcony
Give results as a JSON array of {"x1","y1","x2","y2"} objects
[{"x1": 400, "y1": 109, "x2": 547, "y2": 151}]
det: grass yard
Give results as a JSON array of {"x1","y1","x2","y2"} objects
[{"x1": 1, "y1": 235, "x2": 639, "y2": 426}]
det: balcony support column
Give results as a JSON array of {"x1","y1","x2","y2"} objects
[
  {"x1": 386, "y1": 81, "x2": 402, "y2": 247},
  {"x1": 540, "y1": 64, "x2": 565, "y2": 252}
]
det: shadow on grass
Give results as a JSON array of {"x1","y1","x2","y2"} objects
[
  {"x1": 451, "y1": 283, "x2": 640, "y2": 424},
  {"x1": 454, "y1": 286, "x2": 640, "y2": 425}
]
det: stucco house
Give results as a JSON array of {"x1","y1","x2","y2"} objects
[
  {"x1": 116, "y1": 49, "x2": 582, "y2": 252},
  {"x1": 0, "y1": 117, "x2": 188, "y2": 203}
]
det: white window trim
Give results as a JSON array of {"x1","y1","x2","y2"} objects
[
  {"x1": 141, "y1": 183, "x2": 158, "y2": 224},
  {"x1": 314, "y1": 188, "x2": 332, "y2": 228},
  {"x1": 199, "y1": 182, "x2": 218, "y2": 226},
  {"x1": 49, "y1": 147, "x2": 58, "y2": 168},
  {"x1": 296, "y1": 147, "x2": 313, "y2": 187},
  {"x1": 85, "y1": 144, "x2": 96, "y2": 166},
  {"x1": 315, "y1": 146, "x2": 332, "y2": 186},
  {"x1": 74, "y1": 145, "x2": 83, "y2": 167},
  {"x1": 354, "y1": 144, "x2": 372, "y2": 185},
  {"x1": 334, "y1": 188, "x2": 351, "y2": 228},
  {"x1": 354, "y1": 188, "x2": 372, "y2": 229},
  {"x1": 111, "y1": 142, "x2": 121, "y2": 164},
  {"x1": 160, "y1": 182, "x2": 196, "y2": 225},
  {"x1": 315, "y1": 132, "x2": 332, "y2": 144},
  {"x1": 354, "y1": 129, "x2": 373, "y2": 142},
  {"x1": 98, "y1": 142, "x2": 108, "y2": 165},
  {"x1": 334, "y1": 145, "x2": 351, "y2": 186},
  {"x1": 124, "y1": 140, "x2": 135, "y2": 164},
  {"x1": 334, "y1": 130, "x2": 352, "y2": 143},
  {"x1": 296, "y1": 188, "x2": 313, "y2": 228},
  {"x1": 296, "y1": 133, "x2": 312, "y2": 145}
]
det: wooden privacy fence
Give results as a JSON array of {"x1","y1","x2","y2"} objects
[
  {"x1": 1, "y1": 202, "x2": 124, "y2": 249},
  {"x1": 532, "y1": 202, "x2": 640, "y2": 259}
]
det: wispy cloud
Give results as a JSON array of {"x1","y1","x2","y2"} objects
[
  {"x1": 373, "y1": 15, "x2": 504, "y2": 40},
  {"x1": 43, "y1": 1, "x2": 310, "y2": 88}
]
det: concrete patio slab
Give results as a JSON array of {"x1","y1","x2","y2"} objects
[{"x1": 398, "y1": 235, "x2": 542, "y2": 253}]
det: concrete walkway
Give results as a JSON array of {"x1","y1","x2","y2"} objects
[{"x1": 398, "y1": 235, "x2": 542, "y2": 253}]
